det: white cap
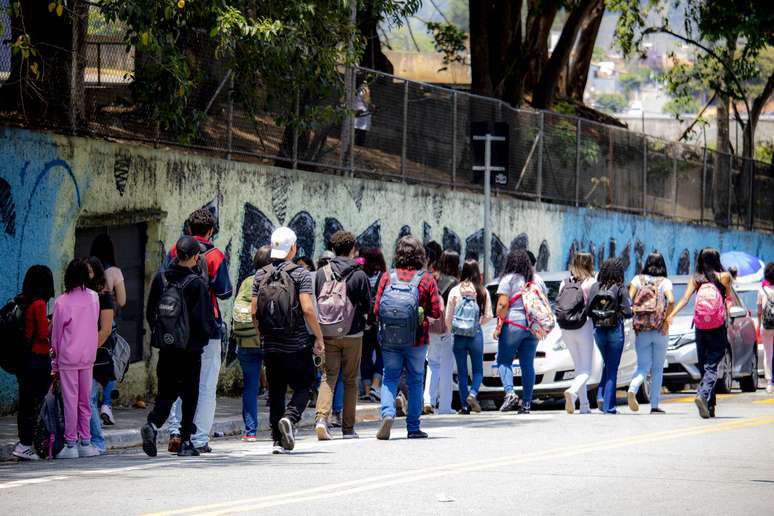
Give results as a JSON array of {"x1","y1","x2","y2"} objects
[{"x1": 270, "y1": 227, "x2": 297, "y2": 259}]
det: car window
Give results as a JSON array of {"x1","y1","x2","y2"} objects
[
  {"x1": 671, "y1": 283, "x2": 696, "y2": 315},
  {"x1": 544, "y1": 280, "x2": 561, "y2": 305},
  {"x1": 737, "y1": 289, "x2": 759, "y2": 312},
  {"x1": 487, "y1": 285, "x2": 499, "y2": 317}
]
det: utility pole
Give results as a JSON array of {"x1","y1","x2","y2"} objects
[{"x1": 473, "y1": 133, "x2": 506, "y2": 282}]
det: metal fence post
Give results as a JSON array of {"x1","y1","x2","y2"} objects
[
  {"x1": 451, "y1": 91, "x2": 457, "y2": 188},
  {"x1": 701, "y1": 148, "x2": 707, "y2": 224},
  {"x1": 401, "y1": 80, "x2": 408, "y2": 182},
  {"x1": 96, "y1": 42, "x2": 102, "y2": 85},
  {"x1": 727, "y1": 153, "x2": 733, "y2": 227},
  {"x1": 642, "y1": 138, "x2": 648, "y2": 215},
  {"x1": 671, "y1": 144, "x2": 678, "y2": 218},
  {"x1": 747, "y1": 158, "x2": 754, "y2": 230},
  {"x1": 536, "y1": 112, "x2": 544, "y2": 202},
  {"x1": 575, "y1": 118, "x2": 581, "y2": 207},
  {"x1": 226, "y1": 75, "x2": 233, "y2": 161},
  {"x1": 292, "y1": 91, "x2": 299, "y2": 170}
]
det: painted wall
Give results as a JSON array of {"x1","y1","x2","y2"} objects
[{"x1": 1, "y1": 127, "x2": 773, "y2": 412}]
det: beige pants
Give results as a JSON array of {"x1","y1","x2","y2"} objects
[{"x1": 315, "y1": 335, "x2": 363, "y2": 432}]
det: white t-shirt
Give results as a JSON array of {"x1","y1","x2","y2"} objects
[
  {"x1": 630, "y1": 274, "x2": 673, "y2": 295},
  {"x1": 497, "y1": 273, "x2": 546, "y2": 322}
]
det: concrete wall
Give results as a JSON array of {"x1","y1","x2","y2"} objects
[{"x1": 2, "y1": 127, "x2": 773, "y2": 413}]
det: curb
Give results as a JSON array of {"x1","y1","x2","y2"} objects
[{"x1": 1, "y1": 405, "x2": 382, "y2": 460}]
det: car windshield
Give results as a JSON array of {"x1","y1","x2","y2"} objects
[
  {"x1": 737, "y1": 289, "x2": 757, "y2": 313},
  {"x1": 672, "y1": 283, "x2": 696, "y2": 316}
]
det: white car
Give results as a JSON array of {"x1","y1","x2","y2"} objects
[{"x1": 453, "y1": 272, "x2": 641, "y2": 407}]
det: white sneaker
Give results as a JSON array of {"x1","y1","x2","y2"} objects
[
  {"x1": 563, "y1": 391, "x2": 577, "y2": 414},
  {"x1": 100, "y1": 405, "x2": 116, "y2": 425},
  {"x1": 279, "y1": 417, "x2": 295, "y2": 451},
  {"x1": 12, "y1": 442, "x2": 40, "y2": 461},
  {"x1": 272, "y1": 441, "x2": 289, "y2": 454},
  {"x1": 56, "y1": 445, "x2": 79, "y2": 459},
  {"x1": 78, "y1": 443, "x2": 102, "y2": 458},
  {"x1": 627, "y1": 391, "x2": 640, "y2": 412},
  {"x1": 767, "y1": 385, "x2": 774, "y2": 394},
  {"x1": 315, "y1": 420, "x2": 332, "y2": 441},
  {"x1": 579, "y1": 404, "x2": 591, "y2": 414}
]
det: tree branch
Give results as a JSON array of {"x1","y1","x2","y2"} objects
[{"x1": 677, "y1": 92, "x2": 716, "y2": 142}]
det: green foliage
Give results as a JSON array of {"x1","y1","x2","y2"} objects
[
  {"x1": 663, "y1": 96, "x2": 701, "y2": 117},
  {"x1": 756, "y1": 141, "x2": 774, "y2": 164},
  {"x1": 592, "y1": 45, "x2": 606, "y2": 62},
  {"x1": 595, "y1": 92, "x2": 628, "y2": 114},
  {"x1": 426, "y1": 21, "x2": 467, "y2": 71},
  {"x1": 619, "y1": 67, "x2": 651, "y2": 96}
]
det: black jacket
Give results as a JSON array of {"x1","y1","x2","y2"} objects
[
  {"x1": 146, "y1": 263, "x2": 220, "y2": 351},
  {"x1": 315, "y1": 256, "x2": 371, "y2": 335},
  {"x1": 585, "y1": 282, "x2": 633, "y2": 321}
]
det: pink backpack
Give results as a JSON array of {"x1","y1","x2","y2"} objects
[
  {"x1": 507, "y1": 282, "x2": 556, "y2": 340},
  {"x1": 694, "y1": 282, "x2": 726, "y2": 330},
  {"x1": 317, "y1": 265, "x2": 355, "y2": 338}
]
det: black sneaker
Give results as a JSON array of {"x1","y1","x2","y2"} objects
[
  {"x1": 517, "y1": 404, "x2": 530, "y2": 414},
  {"x1": 709, "y1": 405, "x2": 716, "y2": 418},
  {"x1": 458, "y1": 407, "x2": 471, "y2": 415},
  {"x1": 694, "y1": 395, "x2": 710, "y2": 419},
  {"x1": 407, "y1": 430, "x2": 429, "y2": 439},
  {"x1": 141, "y1": 423, "x2": 158, "y2": 457},
  {"x1": 279, "y1": 417, "x2": 295, "y2": 451},
  {"x1": 500, "y1": 392, "x2": 520, "y2": 412},
  {"x1": 196, "y1": 444, "x2": 212, "y2": 454},
  {"x1": 650, "y1": 407, "x2": 666, "y2": 414},
  {"x1": 178, "y1": 441, "x2": 200, "y2": 457}
]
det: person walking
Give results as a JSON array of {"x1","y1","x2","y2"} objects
[
  {"x1": 557, "y1": 253, "x2": 596, "y2": 414},
  {"x1": 587, "y1": 258, "x2": 633, "y2": 414},
  {"x1": 374, "y1": 236, "x2": 442, "y2": 440},
  {"x1": 142, "y1": 236, "x2": 220, "y2": 457},
  {"x1": 758, "y1": 263, "x2": 774, "y2": 394},
  {"x1": 446, "y1": 259, "x2": 492, "y2": 414},
  {"x1": 668, "y1": 248, "x2": 733, "y2": 418},
  {"x1": 166, "y1": 209, "x2": 233, "y2": 454},
  {"x1": 423, "y1": 250, "x2": 460, "y2": 415},
  {"x1": 11, "y1": 265, "x2": 55, "y2": 461},
  {"x1": 232, "y1": 245, "x2": 271, "y2": 442},
  {"x1": 493, "y1": 250, "x2": 543, "y2": 413},
  {"x1": 361, "y1": 248, "x2": 386, "y2": 402},
  {"x1": 51, "y1": 258, "x2": 101, "y2": 459},
  {"x1": 314, "y1": 230, "x2": 371, "y2": 440},
  {"x1": 90, "y1": 234, "x2": 125, "y2": 426},
  {"x1": 627, "y1": 252, "x2": 674, "y2": 414},
  {"x1": 252, "y1": 227, "x2": 325, "y2": 454}
]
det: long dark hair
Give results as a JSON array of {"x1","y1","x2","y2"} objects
[
  {"x1": 362, "y1": 248, "x2": 387, "y2": 276},
  {"x1": 641, "y1": 252, "x2": 667, "y2": 278},
  {"x1": 90, "y1": 234, "x2": 117, "y2": 268},
  {"x1": 503, "y1": 249, "x2": 533, "y2": 283},
  {"x1": 598, "y1": 258, "x2": 625, "y2": 289},
  {"x1": 694, "y1": 248, "x2": 725, "y2": 289},
  {"x1": 461, "y1": 259, "x2": 487, "y2": 313},
  {"x1": 22, "y1": 265, "x2": 55, "y2": 302},
  {"x1": 87, "y1": 257, "x2": 107, "y2": 293},
  {"x1": 438, "y1": 250, "x2": 461, "y2": 279},
  {"x1": 64, "y1": 258, "x2": 90, "y2": 293}
]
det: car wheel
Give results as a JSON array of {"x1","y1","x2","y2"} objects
[
  {"x1": 715, "y1": 350, "x2": 734, "y2": 394},
  {"x1": 739, "y1": 351, "x2": 758, "y2": 393},
  {"x1": 636, "y1": 375, "x2": 652, "y2": 404}
]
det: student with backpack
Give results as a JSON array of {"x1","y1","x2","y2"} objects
[
  {"x1": 50, "y1": 259, "x2": 101, "y2": 459},
  {"x1": 758, "y1": 263, "x2": 774, "y2": 394},
  {"x1": 165, "y1": 209, "x2": 233, "y2": 454},
  {"x1": 423, "y1": 250, "x2": 460, "y2": 415},
  {"x1": 232, "y1": 245, "x2": 271, "y2": 442},
  {"x1": 252, "y1": 227, "x2": 326, "y2": 453},
  {"x1": 627, "y1": 252, "x2": 674, "y2": 413},
  {"x1": 557, "y1": 253, "x2": 596, "y2": 414},
  {"x1": 587, "y1": 258, "x2": 633, "y2": 414},
  {"x1": 314, "y1": 230, "x2": 371, "y2": 440},
  {"x1": 374, "y1": 236, "x2": 442, "y2": 440},
  {"x1": 446, "y1": 259, "x2": 492, "y2": 414},
  {"x1": 493, "y1": 249, "x2": 552, "y2": 413},
  {"x1": 361, "y1": 248, "x2": 387, "y2": 401},
  {"x1": 668, "y1": 248, "x2": 733, "y2": 418},
  {"x1": 142, "y1": 236, "x2": 220, "y2": 457},
  {"x1": 10, "y1": 266, "x2": 55, "y2": 461}
]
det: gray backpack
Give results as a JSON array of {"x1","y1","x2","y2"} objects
[
  {"x1": 317, "y1": 265, "x2": 355, "y2": 338},
  {"x1": 763, "y1": 288, "x2": 774, "y2": 330}
]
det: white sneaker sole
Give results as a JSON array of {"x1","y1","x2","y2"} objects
[
  {"x1": 316, "y1": 424, "x2": 332, "y2": 441},
  {"x1": 279, "y1": 418, "x2": 295, "y2": 450},
  {"x1": 564, "y1": 391, "x2": 575, "y2": 414},
  {"x1": 627, "y1": 391, "x2": 640, "y2": 412}
]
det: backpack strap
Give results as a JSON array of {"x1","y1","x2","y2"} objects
[
  {"x1": 323, "y1": 264, "x2": 334, "y2": 283},
  {"x1": 407, "y1": 270, "x2": 424, "y2": 290}
]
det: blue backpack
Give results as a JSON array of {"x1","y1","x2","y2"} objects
[
  {"x1": 378, "y1": 270, "x2": 424, "y2": 347},
  {"x1": 451, "y1": 295, "x2": 480, "y2": 337}
]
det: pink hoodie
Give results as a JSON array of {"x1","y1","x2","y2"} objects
[{"x1": 51, "y1": 287, "x2": 99, "y2": 372}]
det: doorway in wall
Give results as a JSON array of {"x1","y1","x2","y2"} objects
[{"x1": 74, "y1": 223, "x2": 147, "y2": 363}]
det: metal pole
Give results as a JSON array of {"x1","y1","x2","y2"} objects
[
  {"x1": 536, "y1": 112, "x2": 544, "y2": 202},
  {"x1": 451, "y1": 91, "x2": 457, "y2": 188},
  {"x1": 701, "y1": 147, "x2": 707, "y2": 224},
  {"x1": 671, "y1": 144, "x2": 678, "y2": 218},
  {"x1": 642, "y1": 138, "x2": 648, "y2": 215},
  {"x1": 727, "y1": 153, "x2": 732, "y2": 227},
  {"x1": 484, "y1": 136, "x2": 492, "y2": 283},
  {"x1": 226, "y1": 75, "x2": 233, "y2": 161},
  {"x1": 97, "y1": 43, "x2": 102, "y2": 85},
  {"x1": 401, "y1": 80, "x2": 408, "y2": 182},
  {"x1": 292, "y1": 91, "x2": 299, "y2": 170},
  {"x1": 575, "y1": 118, "x2": 581, "y2": 207}
]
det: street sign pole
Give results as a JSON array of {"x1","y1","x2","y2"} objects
[{"x1": 473, "y1": 133, "x2": 506, "y2": 282}]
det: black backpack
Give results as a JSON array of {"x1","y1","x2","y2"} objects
[
  {"x1": 437, "y1": 275, "x2": 459, "y2": 304},
  {"x1": 151, "y1": 274, "x2": 200, "y2": 350},
  {"x1": 34, "y1": 384, "x2": 65, "y2": 459},
  {"x1": 588, "y1": 285, "x2": 620, "y2": 328},
  {"x1": 0, "y1": 298, "x2": 28, "y2": 375},
  {"x1": 556, "y1": 278, "x2": 587, "y2": 330},
  {"x1": 254, "y1": 263, "x2": 300, "y2": 339}
]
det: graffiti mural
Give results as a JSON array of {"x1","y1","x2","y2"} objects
[{"x1": 0, "y1": 177, "x2": 16, "y2": 236}]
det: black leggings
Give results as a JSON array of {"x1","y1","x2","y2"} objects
[{"x1": 17, "y1": 353, "x2": 52, "y2": 446}]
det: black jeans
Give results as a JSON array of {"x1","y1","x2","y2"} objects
[
  {"x1": 148, "y1": 348, "x2": 202, "y2": 441},
  {"x1": 360, "y1": 326, "x2": 383, "y2": 384},
  {"x1": 17, "y1": 352, "x2": 52, "y2": 446},
  {"x1": 695, "y1": 326, "x2": 728, "y2": 409},
  {"x1": 265, "y1": 347, "x2": 315, "y2": 442}
]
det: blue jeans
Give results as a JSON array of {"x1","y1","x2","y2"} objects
[
  {"x1": 452, "y1": 329, "x2": 484, "y2": 408},
  {"x1": 102, "y1": 380, "x2": 115, "y2": 407},
  {"x1": 381, "y1": 344, "x2": 427, "y2": 433},
  {"x1": 594, "y1": 322, "x2": 625, "y2": 413},
  {"x1": 237, "y1": 347, "x2": 264, "y2": 436},
  {"x1": 333, "y1": 371, "x2": 344, "y2": 413},
  {"x1": 497, "y1": 325, "x2": 538, "y2": 406},
  {"x1": 90, "y1": 380, "x2": 105, "y2": 452},
  {"x1": 630, "y1": 330, "x2": 668, "y2": 409}
]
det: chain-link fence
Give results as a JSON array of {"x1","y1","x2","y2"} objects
[{"x1": 1, "y1": 30, "x2": 772, "y2": 233}]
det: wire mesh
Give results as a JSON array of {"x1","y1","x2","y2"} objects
[
  {"x1": 541, "y1": 113, "x2": 578, "y2": 203},
  {"x1": 403, "y1": 80, "x2": 454, "y2": 184},
  {"x1": 645, "y1": 137, "x2": 675, "y2": 218},
  {"x1": 673, "y1": 143, "x2": 703, "y2": 223},
  {"x1": 752, "y1": 161, "x2": 774, "y2": 233}
]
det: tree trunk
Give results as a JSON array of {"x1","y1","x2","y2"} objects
[
  {"x1": 566, "y1": 0, "x2": 604, "y2": 101},
  {"x1": 713, "y1": 95, "x2": 731, "y2": 226},
  {"x1": 532, "y1": 0, "x2": 596, "y2": 109},
  {"x1": 469, "y1": 0, "x2": 495, "y2": 97},
  {"x1": 357, "y1": 0, "x2": 393, "y2": 74},
  {"x1": 524, "y1": 1, "x2": 559, "y2": 95},
  {"x1": 0, "y1": 0, "x2": 88, "y2": 129}
]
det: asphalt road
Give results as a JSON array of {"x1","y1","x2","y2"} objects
[{"x1": 2, "y1": 391, "x2": 774, "y2": 516}]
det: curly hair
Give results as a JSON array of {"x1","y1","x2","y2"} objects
[
  {"x1": 394, "y1": 236, "x2": 426, "y2": 270},
  {"x1": 186, "y1": 208, "x2": 216, "y2": 237},
  {"x1": 598, "y1": 257, "x2": 625, "y2": 288},
  {"x1": 503, "y1": 249, "x2": 533, "y2": 283},
  {"x1": 330, "y1": 230, "x2": 357, "y2": 257}
]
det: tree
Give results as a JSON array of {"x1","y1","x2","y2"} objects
[
  {"x1": 358, "y1": 0, "x2": 421, "y2": 73},
  {"x1": 595, "y1": 92, "x2": 627, "y2": 114},
  {"x1": 663, "y1": 96, "x2": 701, "y2": 117}
]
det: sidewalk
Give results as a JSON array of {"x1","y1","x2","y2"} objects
[{"x1": 0, "y1": 396, "x2": 381, "y2": 461}]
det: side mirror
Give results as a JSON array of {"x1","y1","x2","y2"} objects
[{"x1": 728, "y1": 306, "x2": 747, "y2": 319}]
